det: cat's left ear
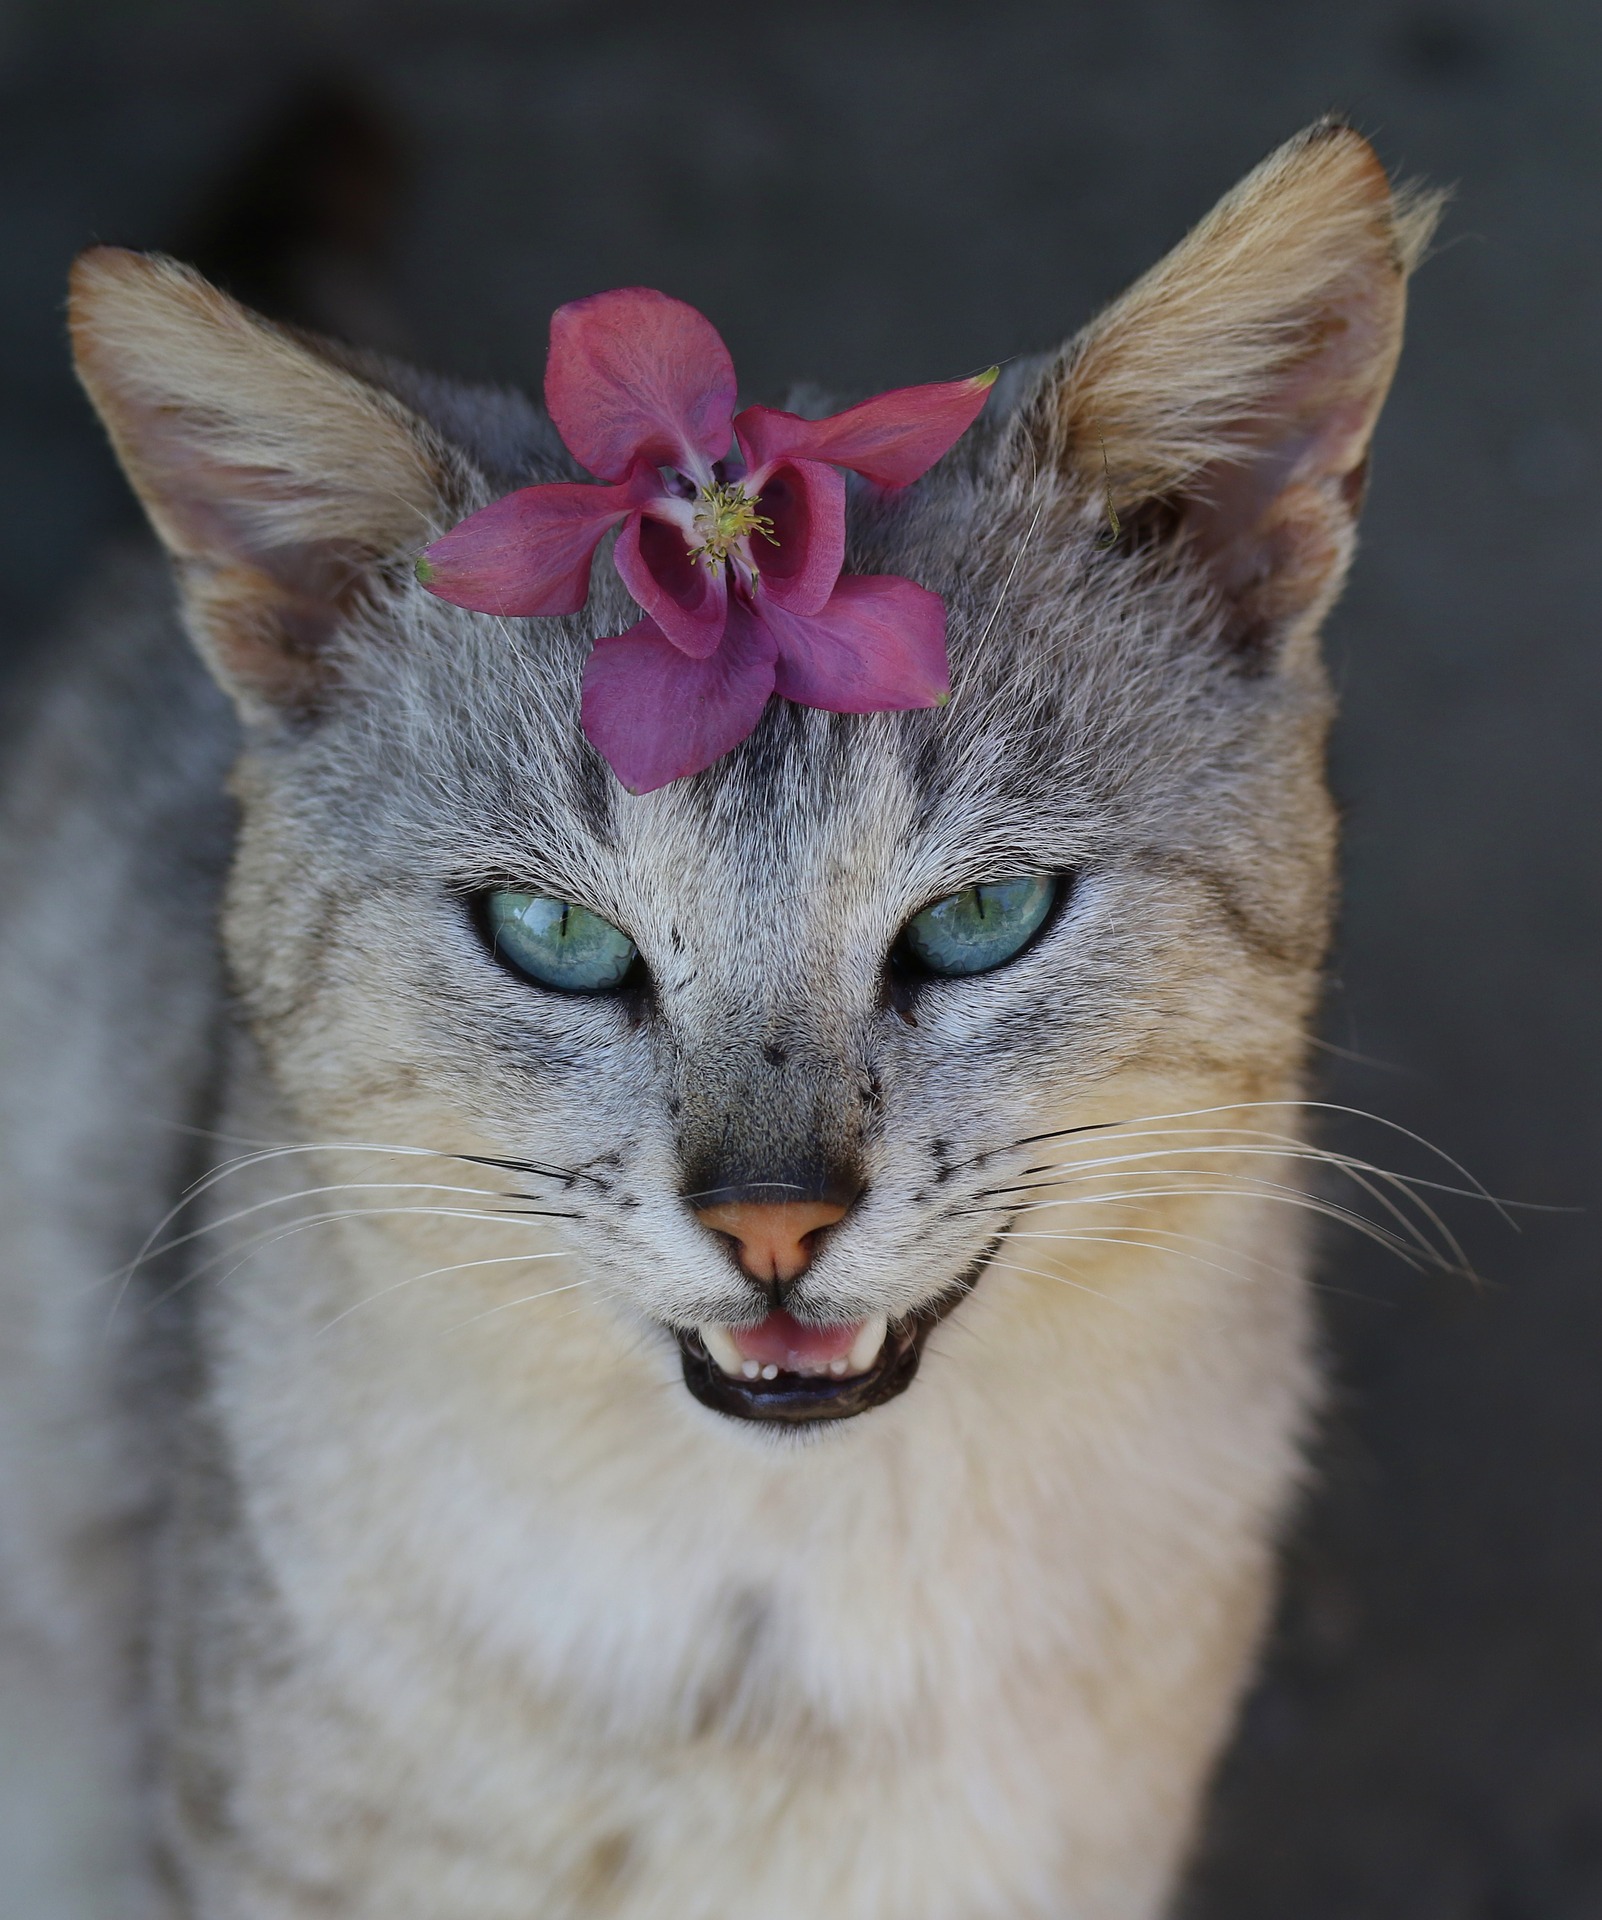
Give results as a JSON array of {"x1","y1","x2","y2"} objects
[
  {"x1": 69, "y1": 246, "x2": 447, "y2": 722},
  {"x1": 1020, "y1": 120, "x2": 1443, "y2": 662}
]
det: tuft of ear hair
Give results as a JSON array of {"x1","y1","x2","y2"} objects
[
  {"x1": 1036, "y1": 118, "x2": 1445, "y2": 663},
  {"x1": 69, "y1": 247, "x2": 444, "y2": 720}
]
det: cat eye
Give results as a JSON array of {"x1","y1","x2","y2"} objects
[
  {"x1": 482, "y1": 890, "x2": 639, "y2": 993},
  {"x1": 899, "y1": 874, "x2": 1058, "y2": 978}
]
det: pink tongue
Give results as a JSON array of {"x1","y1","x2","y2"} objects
[{"x1": 732, "y1": 1310, "x2": 861, "y2": 1372}]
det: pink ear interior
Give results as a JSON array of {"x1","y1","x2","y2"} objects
[
  {"x1": 69, "y1": 247, "x2": 441, "y2": 718},
  {"x1": 1175, "y1": 275, "x2": 1404, "y2": 657},
  {"x1": 1053, "y1": 123, "x2": 1440, "y2": 663}
]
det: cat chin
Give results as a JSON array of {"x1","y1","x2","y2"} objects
[{"x1": 673, "y1": 1244, "x2": 996, "y2": 1428}]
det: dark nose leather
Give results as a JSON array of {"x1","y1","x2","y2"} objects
[{"x1": 695, "y1": 1198, "x2": 849, "y2": 1285}]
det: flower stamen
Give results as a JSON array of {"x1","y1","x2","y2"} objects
[{"x1": 687, "y1": 480, "x2": 777, "y2": 571}]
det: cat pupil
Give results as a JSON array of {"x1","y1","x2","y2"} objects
[
  {"x1": 901, "y1": 874, "x2": 1058, "y2": 978},
  {"x1": 484, "y1": 890, "x2": 638, "y2": 993}
]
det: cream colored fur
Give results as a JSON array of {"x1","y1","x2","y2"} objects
[
  {"x1": 0, "y1": 122, "x2": 1435, "y2": 1918},
  {"x1": 172, "y1": 1076, "x2": 1311, "y2": 1919}
]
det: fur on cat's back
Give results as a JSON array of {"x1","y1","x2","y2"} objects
[{"x1": 0, "y1": 122, "x2": 1437, "y2": 1919}]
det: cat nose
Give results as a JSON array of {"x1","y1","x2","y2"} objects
[{"x1": 695, "y1": 1198, "x2": 850, "y2": 1286}]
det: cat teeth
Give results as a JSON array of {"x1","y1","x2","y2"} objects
[
  {"x1": 698, "y1": 1324, "x2": 745, "y2": 1377},
  {"x1": 846, "y1": 1314, "x2": 889, "y2": 1374},
  {"x1": 695, "y1": 1314, "x2": 891, "y2": 1383}
]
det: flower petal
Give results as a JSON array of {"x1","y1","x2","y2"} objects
[
  {"x1": 613, "y1": 510, "x2": 728, "y2": 658},
  {"x1": 546, "y1": 288, "x2": 737, "y2": 484},
  {"x1": 750, "y1": 459, "x2": 844, "y2": 616},
  {"x1": 735, "y1": 369, "x2": 998, "y2": 490},
  {"x1": 416, "y1": 481, "x2": 635, "y2": 616},
  {"x1": 581, "y1": 613, "x2": 778, "y2": 793},
  {"x1": 766, "y1": 575, "x2": 950, "y2": 712}
]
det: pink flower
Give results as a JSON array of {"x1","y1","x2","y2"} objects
[{"x1": 417, "y1": 287, "x2": 996, "y2": 792}]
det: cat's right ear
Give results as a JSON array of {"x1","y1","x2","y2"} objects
[
  {"x1": 1015, "y1": 120, "x2": 1442, "y2": 665},
  {"x1": 69, "y1": 247, "x2": 447, "y2": 722}
]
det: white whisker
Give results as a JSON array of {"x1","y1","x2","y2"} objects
[
  {"x1": 987, "y1": 1254, "x2": 1132, "y2": 1311},
  {"x1": 962, "y1": 1181, "x2": 1448, "y2": 1272},
  {"x1": 104, "y1": 1139, "x2": 488, "y2": 1319},
  {"x1": 977, "y1": 1142, "x2": 1473, "y2": 1272},
  {"x1": 319, "y1": 1253, "x2": 577, "y2": 1334},
  {"x1": 1000, "y1": 1219, "x2": 1292, "y2": 1284},
  {"x1": 993, "y1": 1132, "x2": 1483, "y2": 1257},
  {"x1": 1002, "y1": 1098, "x2": 1505, "y2": 1218},
  {"x1": 440, "y1": 1276, "x2": 598, "y2": 1333},
  {"x1": 140, "y1": 1204, "x2": 571, "y2": 1314},
  {"x1": 958, "y1": 487, "x2": 1049, "y2": 688},
  {"x1": 108, "y1": 1179, "x2": 553, "y2": 1283}
]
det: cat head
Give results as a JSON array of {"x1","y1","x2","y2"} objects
[{"x1": 70, "y1": 121, "x2": 1435, "y2": 1433}]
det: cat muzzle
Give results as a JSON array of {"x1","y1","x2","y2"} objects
[{"x1": 675, "y1": 1246, "x2": 993, "y2": 1425}]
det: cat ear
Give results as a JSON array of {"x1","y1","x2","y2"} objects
[
  {"x1": 1029, "y1": 120, "x2": 1443, "y2": 661},
  {"x1": 69, "y1": 246, "x2": 446, "y2": 720}
]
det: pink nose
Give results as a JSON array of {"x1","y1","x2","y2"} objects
[{"x1": 695, "y1": 1199, "x2": 849, "y2": 1285}]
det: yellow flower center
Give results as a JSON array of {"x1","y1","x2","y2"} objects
[{"x1": 687, "y1": 481, "x2": 777, "y2": 571}]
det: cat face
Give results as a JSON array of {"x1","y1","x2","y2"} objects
[
  {"x1": 69, "y1": 123, "x2": 1435, "y2": 1430},
  {"x1": 212, "y1": 443, "x2": 1332, "y2": 1428}
]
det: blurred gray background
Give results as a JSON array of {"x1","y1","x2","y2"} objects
[{"x1": 1, "y1": 1, "x2": 1598, "y2": 1913}]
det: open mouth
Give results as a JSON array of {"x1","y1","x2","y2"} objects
[{"x1": 676, "y1": 1253, "x2": 990, "y2": 1426}]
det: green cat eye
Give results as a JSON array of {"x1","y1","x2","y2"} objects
[
  {"x1": 484, "y1": 891, "x2": 639, "y2": 993},
  {"x1": 901, "y1": 874, "x2": 1058, "y2": 978}
]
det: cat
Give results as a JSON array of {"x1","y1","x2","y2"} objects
[{"x1": 0, "y1": 119, "x2": 1437, "y2": 1919}]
